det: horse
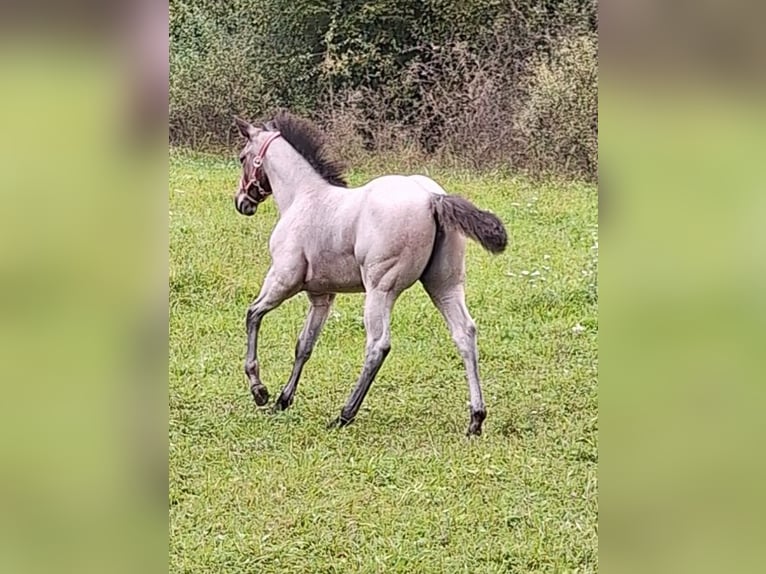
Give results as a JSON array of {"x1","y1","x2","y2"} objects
[{"x1": 232, "y1": 112, "x2": 508, "y2": 435}]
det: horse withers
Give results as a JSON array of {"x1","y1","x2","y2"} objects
[{"x1": 233, "y1": 112, "x2": 507, "y2": 435}]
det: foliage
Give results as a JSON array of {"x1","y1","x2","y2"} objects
[
  {"x1": 170, "y1": 0, "x2": 598, "y2": 180},
  {"x1": 515, "y1": 33, "x2": 599, "y2": 178}
]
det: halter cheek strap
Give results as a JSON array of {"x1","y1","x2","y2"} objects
[{"x1": 241, "y1": 131, "x2": 282, "y2": 203}]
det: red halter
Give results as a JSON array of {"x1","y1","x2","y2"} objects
[{"x1": 239, "y1": 131, "x2": 282, "y2": 203}]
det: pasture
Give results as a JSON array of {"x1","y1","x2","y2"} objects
[{"x1": 169, "y1": 152, "x2": 598, "y2": 573}]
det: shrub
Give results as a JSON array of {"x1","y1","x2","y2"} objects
[
  {"x1": 514, "y1": 34, "x2": 598, "y2": 180},
  {"x1": 170, "y1": 0, "x2": 598, "y2": 181}
]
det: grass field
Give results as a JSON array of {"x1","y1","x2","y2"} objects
[{"x1": 169, "y1": 152, "x2": 598, "y2": 573}]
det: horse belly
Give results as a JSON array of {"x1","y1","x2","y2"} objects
[{"x1": 303, "y1": 252, "x2": 363, "y2": 293}]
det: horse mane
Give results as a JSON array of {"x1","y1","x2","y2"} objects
[{"x1": 268, "y1": 111, "x2": 348, "y2": 188}]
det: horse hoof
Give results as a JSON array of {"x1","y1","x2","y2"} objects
[
  {"x1": 466, "y1": 408, "x2": 486, "y2": 436},
  {"x1": 327, "y1": 415, "x2": 352, "y2": 430},
  {"x1": 250, "y1": 385, "x2": 269, "y2": 406},
  {"x1": 272, "y1": 395, "x2": 292, "y2": 412},
  {"x1": 466, "y1": 424, "x2": 483, "y2": 437}
]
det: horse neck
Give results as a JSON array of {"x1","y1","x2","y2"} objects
[{"x1": 262, "y1": 140, "x2": 327, "y2": 215}]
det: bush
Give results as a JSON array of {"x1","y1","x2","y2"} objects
[
  {"x1": 170, "y1": 0, "x2": 598, "y2": 181},
  {"x1": 514, "y1": 34, "x2": 598, "y2": 180}
]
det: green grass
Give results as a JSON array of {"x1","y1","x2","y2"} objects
[{"x1": 169, "y1": 152, "x2": 598, "y2": 573}]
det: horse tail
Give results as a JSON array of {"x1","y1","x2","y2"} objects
[{"x1": 430, "y1": 195, "x2": 508, "y2": 254}]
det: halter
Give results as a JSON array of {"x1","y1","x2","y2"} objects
[{"x1": 239, "y1": 131, "x2": 282, "y2": 204}]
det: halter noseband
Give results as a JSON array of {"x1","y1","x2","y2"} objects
[{"x1": 240, "y1": 131, "x2": 282, "y2": 204}]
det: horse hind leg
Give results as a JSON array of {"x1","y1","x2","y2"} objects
[
  {"x1": 421, "y1": 230, "x2": 486, "y2": 435},
  {"x1": 423, "y1": 277, "x2": 487, "y2": 435}
]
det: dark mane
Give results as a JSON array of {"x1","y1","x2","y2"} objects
[{"x1": 268, "y1": 111, "x2": 348, "y2": 188}]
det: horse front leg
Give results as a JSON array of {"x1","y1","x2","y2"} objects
[
  {"x1": 273, "y1": 292, "x2": 336, "y2": 412},
  {"x1": 244, "y1": 268, "x2": 299, "y2": 406}
]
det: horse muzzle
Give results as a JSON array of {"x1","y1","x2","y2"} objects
[{"x1": 235, "y1": 191, "x2": 258, "y2": 216}]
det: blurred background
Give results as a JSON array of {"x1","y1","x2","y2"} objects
[
  {"x1": 0, "y1": 1, "x2": 168, "y2": 573},
  {"x1": 1, "y1": 0, "x2": 765, "y2": 572},
  {"x1": 600, "y1": 0, "x2": 766, "y2": 572}
]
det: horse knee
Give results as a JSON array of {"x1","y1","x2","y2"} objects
[
  {"x1": 294, "y1": 338, "x2": 312, "y2": 361},
  {"x1": 367, "y1": 333, "x2": 391, "y2": 360},
  {"x1": 375, "y1": 339, "x2": 391, "y2": 359},
  {"x1": 247, "y1": 299, "x2": 271, "y2": 329},
  {"x1": 245, "y1": 305, "x2": 259, "y2": 327}
]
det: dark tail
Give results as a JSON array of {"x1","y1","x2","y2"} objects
[{"x1": 431, "y1": 195, "x2": 508, "y2": 254}]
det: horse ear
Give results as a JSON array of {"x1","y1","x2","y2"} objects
[
  {"x1": 263, "y1": 120, "x2": 277, "y2": 131},
  {"x1": 234, "y1": 116, "x2": 256, "y2": 139}
]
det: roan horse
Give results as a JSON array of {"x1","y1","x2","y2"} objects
[{"x1": 233, "y1": 112, "x2": 507, "y2": 435}]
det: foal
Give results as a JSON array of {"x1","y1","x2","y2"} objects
[{"x1": 233, "y1": 112, "x2": 507, "y2": 435}]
